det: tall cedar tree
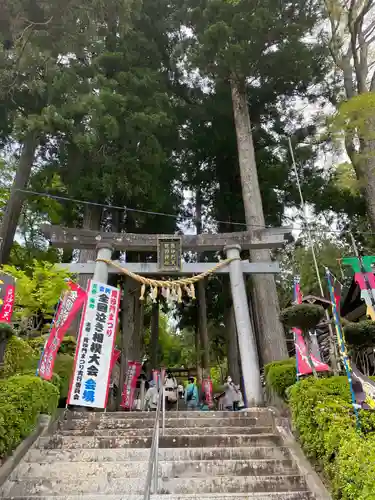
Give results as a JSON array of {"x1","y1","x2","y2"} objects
[{"x1": 185, "y1": 0, "x2": 326, "y2": 363}]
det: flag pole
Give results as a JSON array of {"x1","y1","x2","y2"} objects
[
  {"x1": 288, "y1": 138, "x2": 339, "y2": 373},
  {"x1": 325, "y1": 268, "x2": 361, "y2": 430}
]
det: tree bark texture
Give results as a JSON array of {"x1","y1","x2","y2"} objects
[
  {"x1": 150, "y1": 299, "x2": 159, "y2": 370},
  {"x1": 225, "y1": 304, "x2": 241, "y2": 385},
  {"x1": 196, "y1": 189, "x2": 210, "y2": 377},
  {"x1": 133, "y1": 290, "x2": 144, "y2": 361},
  {"x1": 230, "y1": 77, "x2": 288, "y2": 365},
  {"x1": 359, "y1": 125, "x2": 375, "y2": 230},
  {"x1": 0, "y1": 134, "x2": 37, "y2": 264},
  {"x1": 69, "y1": 204, "x2": 102, "y2": 337},
  {"x1": 195, "y1": 323, "x2": 202, "y2": 383},
  {"x1": 117, "y1": 278, "x2": 134, "y2": 409},
  {"x1": 78, "y1": 205, "x2": 103, "y2": 290}
]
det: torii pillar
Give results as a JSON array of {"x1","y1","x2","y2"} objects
[{"x1": 225, "y1": 245, "x2": 263, "y2": 406}]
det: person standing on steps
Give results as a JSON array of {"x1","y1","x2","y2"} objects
[
  {"x1": 223, "y1": 376, "x2": 240, "y2": 411},
  {"x1": 164, "y1": 370, "x2": 178, "y2": 411},
  {"x1": 144, "y1": 380, "x2": 158, "y2": 411},
  {"x1": 185, "y1": 376, "x2": 199, "y2": 410}
]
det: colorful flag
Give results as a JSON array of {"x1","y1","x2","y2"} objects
[
  {"x1": 342, "y1": 257, "x2": 375, "y2": 319},
  {"x1": 293, "y1": 276, "x2": 330, "y2": 377},
  {"x1": 121, "y1": 360, "x2": 142, "y2": 409},
  {"x1": 326, "y1": 268, "x2": 361, "y2": 428},
  {"x1": 351, "y1": 362, "x2": 375, "y2": 410},
  {"x1": 110, "y1": 348, "x2": 121, "y2": 375},
  {"x1": 38, "y1": 281, "x2": 86, "y2": 380},
  {"x1": 68, "y1": 280, "x2": 120, "y2": 409},
  {"x1": 0, "y1": 272, "x2": 16, "y2": 323}
]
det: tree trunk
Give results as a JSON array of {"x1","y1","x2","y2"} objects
[
  {"x1": 133, "y1": 290, "x2": 143, "y2": 361},
  {"x1": 0, "y1": 134, "x2": 37, "y2": 264},
  {"x1": 359, "y1": 126, "x2": 375, "y2": 231},
  {"x1": 69, "y1": 204, "x2": 102, "y2": 337},
  {"x1": 78, "y1": 205, "x2": 102, "y2": 290},
  {"x1": 195, "y1": 323, "x2": 202, "y2": 383},
  {"x1": 226, "y1": 304, "x2": 241, "y2": 385},
  {"x1": 230, "y1": 76, "x2": 288, "y2": 365},
  {"x1": 150, "y1": 299, "x2": 159, "y2": 370},
  {"x1": 117, "y1": 278, "x2": 135, "y2": 409},
  {"x1": 196, "y1": 189, "x2": 210, "y2": 377}
]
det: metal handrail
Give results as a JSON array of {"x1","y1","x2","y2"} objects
[{"x1": 143, "y1": 383, "x2": 164, "y2": 500}]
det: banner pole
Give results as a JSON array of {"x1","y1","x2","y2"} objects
[{"x1": 326, "y1": 268, "x2": 361, "y2": 430}]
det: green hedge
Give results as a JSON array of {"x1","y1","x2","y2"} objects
[
  {"x1": 2, "y1": 336, "x2": 38, "y2": 377},
  {"x1": 288, "y1": 376, "x2": 375, "y2": 499},
  {"x1": 2, "y1": 336, "x2": 74, "y2": 400},
  {"x1": 264, "y1": 358, "x2": 296, "y2": 399},
  {"x1": 0, "y1": 375, "x2": 59, "y2": 458},
  {"x1": 27, "y1": 335, "x2": 76, "y2": 356}
]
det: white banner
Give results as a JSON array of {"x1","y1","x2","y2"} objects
[{"x1": 68, "y1": 280, "x2": 120, "y2": 408}]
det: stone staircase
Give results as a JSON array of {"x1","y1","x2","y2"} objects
[{"x1": 1, "y1": 409, "x2": 316, "y2": 499}]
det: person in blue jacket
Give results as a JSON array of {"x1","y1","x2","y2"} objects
[{"x1": 185, "y1": 376, "x2": 199, "y2": 410}]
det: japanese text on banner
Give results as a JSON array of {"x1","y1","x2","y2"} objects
[
  {"x1": 38, "y1": 281, "x2": 86, "y2": 380},
  {"x1": 68, "y1": 280, "x2": 120, "y2": 408},
  {"x1": 0, "y1": 273, "x2": 16, "y2": 323},
  {"x1": 121, "y1": 361, "x2": 142, "y2": 409}
]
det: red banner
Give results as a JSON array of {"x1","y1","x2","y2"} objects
[
  {"x1": 293, "y1": 276, "x2": 329, "y2": 376},
  {"x1": 0, "y1": 273, "x2": 16, "y2": 323},
  {"x1": 202, "y1": 378, "x2": 213, "y2": 407},
  {"x1": 120, "y1": 361, "x2": 142, "y2": 409},
  {"x1": 294, "y1": 328, "x2": 330, "y2": 375},
  {"x1": 38, "y1": 281, "x2": 86, "y2": 380}
]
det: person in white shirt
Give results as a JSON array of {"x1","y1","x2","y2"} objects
[{"x1": 144, "y1": 380, "x2": 158, "y2": 411}]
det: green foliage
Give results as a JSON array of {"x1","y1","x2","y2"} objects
[
  {"x1": 0, "y1": 375, "x2": 59, "y2": 458},
  {"x1": 264, "y1": 358, "x2": 297, "y2": 399},
  {"x1": 0, "y1": 322, "x2": 14, "y2": 342},
  {"x1": 335, "y1": 433, "x2": 375, "y2": 500},
  {"x1": 332, "y1": 93, "x2": 375, "y2": 144},
  {"x1": 1, "y1": 261, "x2": 69, "y2": 335},
  {"x1": 27, "y1": 335, "x2": 76, "y2": 357},
  {"x1": 280, "y1": 304, "x2": 325, "y2": 332},
  {"x1": 343, "y1": 321, "x2": 375, "y2": 349},
  {"x1": 288, "y1": 376, "x2": 375, "y2": 498},
  {"x1": 2, "y1": 336, "x2": 73, "y2": 400},
  {"x1": 2, "y1": 336, "x2": 38, "y2": 377},
  {"x1": 53, "y1": 354, "x2": 74, "y2": 400}
]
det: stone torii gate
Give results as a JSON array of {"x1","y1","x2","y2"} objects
[{"x1": 41, "y1": 224, "x2": 292, "y2": 406}]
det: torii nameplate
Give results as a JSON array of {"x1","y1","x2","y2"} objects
[{"x1": 40, "y1": 224, "x2": 293, "y2": 252}]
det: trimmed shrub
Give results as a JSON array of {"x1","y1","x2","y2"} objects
[
  {"x1": 58, "y1": 336, "x2": 76, "y2": 356},
  {"x1": 0, "y1": 375, "x2": 59, "y2": 458},
  {"x1": 280, "y1": 304, "x2": 325, "y2": 331},
  {"x1": 53, "y1": 354, "x2": 74, "y2": 399},
  {"x1": 288, "y1": 376, "x2": 375, "y2": 499},
  {"x1": 27, "y1": 335, "x2": 76, "y2": 357},
  {"x1": 335, "y1": 433, "x2": 375, "y2": 499},
  {"x1": 2, "y1": 336, "x2": 74, "y2": 401},
  {"x1": 26, "y1": 335, "x2": 46, "y2": 352},
  {"x1": 2, "y1": 336, "x2": 38, "y2": 377},
  {"x1": 264, "y1": 358, "x2": 297, "y2": 399}
]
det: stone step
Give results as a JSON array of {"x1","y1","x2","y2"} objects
[
  {"x1": 25, "y1": 446, "x2": 291, "y2": 463},
  {"x1": 11, "y1": 459, "x2": 298, "y2": 481},
  {"x1": 0, "y1": 492, "x2": 315, "y2": 500},
  {"x1": 2, "y1": 474, "x2": 308, "y2": 496},
  {"x1": 38, "y1": 433, "x2": 282, "y2": 450},
  {"x1": 60, "y1": 416, "x2": 271, "y2": 430},
  {"x1": 56, "y1": 426, "x2": 273, "y2": 437},
  {"x1": 67, "y1": 410, "x2": 272, "y2": 420}
]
